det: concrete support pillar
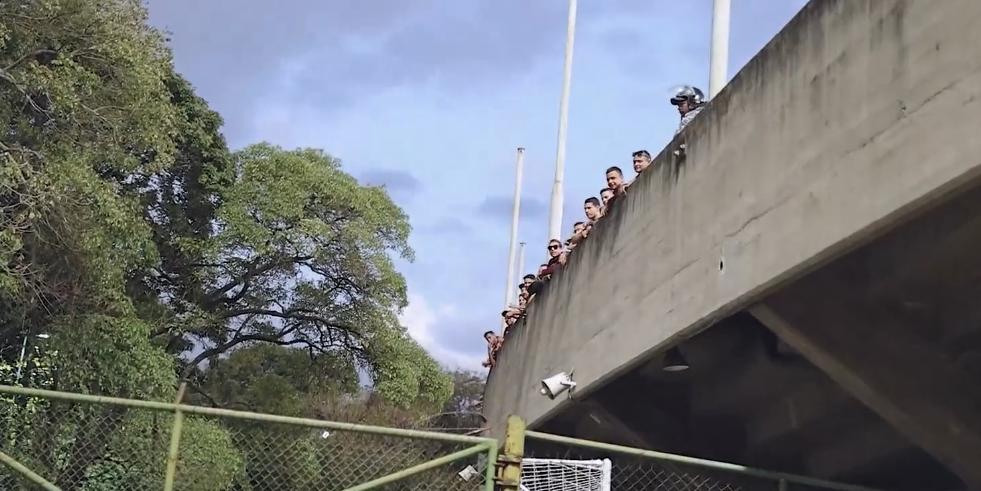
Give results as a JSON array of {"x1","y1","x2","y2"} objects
[{"x1": 751, "y1": 270, "x2": 981, "y2": 489}]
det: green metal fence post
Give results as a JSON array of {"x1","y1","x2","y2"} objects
[
  {"x1": 163, "y1": 383, "x2": 187, "y2": 491},
  {"x1": 496, "y1": 415, "x2": 525, "y2": 490},
  {"x1": 484, "y1": 441, "x2": 498, "y2": 491}
]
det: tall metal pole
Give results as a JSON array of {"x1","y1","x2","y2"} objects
[
  {"x1": 709, "y1": 0, "x2": 731, "y2": 98},
  {"x1": 517, "y1": 241, "x2": 526, "y2": 282},
  {"x1": 504, "y1": 147, "x2": 525, "y2": 308},
  {"x1": 547, "y1": 0, "x2": 578, "y2": 241}
]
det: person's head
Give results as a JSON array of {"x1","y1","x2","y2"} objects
[
  {"x1": 600, "y1": 188, "x2": 614, "y2": 206},
  {"x1": 632, "y1": 150, "x2": 652, "y2": 173},
  {"x1": 584, "y1": 197, "x2": 602, "y2": 221},
  {"x1": 670, "y1": 85, "x2": 705, "y2": 116},
  {"x1": 573, "y1": 221, "x2": 585, "y2": 235},
  {"x1": 605, "y1": 166, "x2": 624, "y2": 190},
  {"x1": 518, "y1": 282, "x2": 527, "y2": 294},
  {"x1": 538, "y1": 263, "x2": 548, "y2": 276},
  {"x1": 484, "y1": 330, "x2": 496, "y2": 342},
  {"x1": 547, "y1": 239, "x2": 562, "y2": 258},
  {"x1": 523, "y1": 274, "x2": 536, "y2": 286}
]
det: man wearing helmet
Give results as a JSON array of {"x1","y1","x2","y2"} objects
[{"x1": 670, "y1": 85, "x2": 706, "y2": 134}]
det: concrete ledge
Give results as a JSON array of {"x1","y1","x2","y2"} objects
[{"x1": 485, "y1": 0, "x2": 981, "y2": 437}]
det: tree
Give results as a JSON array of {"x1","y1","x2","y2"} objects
[
  {"x1": 2, "y1": 0, "x2": 450, "y2": 410},
  {"x1": 0, "y1": 0, "x2": 177, "y2": 389},
  {"x1": 161, "y1": 143, "x2": 450, "y2": 409},
  {"x1": 194, "y1": 343, "x2": 358, "y2": 413},
  {"x1": 0, "y1": 3, "x2": 240, "y2": 488},
  {"x1": 416, "y1": 369, "x2": 486, "y2": 434},
  {"x1": 129, "y1": 71, "x2": 233, "y2": 355},
  {"x1": 1, "y1": 2, "x2": 455, "y2": 486},
  {"x1": 443, "y1": 369, "x2": 485, "y2": 414}
]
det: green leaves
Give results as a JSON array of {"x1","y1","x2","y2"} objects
[
  {"x1": 370, "y1": 331, "x2": 452, "y2": 411},
  {"x1": 1, "y1": 0, "x2": 450, "y2": 418},
  {"x1": 0, "y1": 0, "x2": 175, "y2": 309},
  {"x1": 48, "y1": 314, "x2": 174, "y2": 400},
  {"x1": 198, "y1": 344, "x2": 358, "y2": 414},
  {"x1": 218, "y1": 143, "x2": 410, "y2": 264},
  {"x1": 173, "y1": 143, "x2": 447, "y2": 409},
  {"x1": 0, "y1": 3, "x2": 462, "y2": 489}
]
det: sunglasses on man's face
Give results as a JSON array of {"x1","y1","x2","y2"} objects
[{"x1": 548, "y1": 244, "x2": 560, "y2": 250}]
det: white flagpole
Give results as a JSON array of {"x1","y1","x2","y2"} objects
[{"x1": 547, "y1": 0, "x2": 578, "y2": 241}]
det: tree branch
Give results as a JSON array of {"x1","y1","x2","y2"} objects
[
  {"x1": 219, "y1": 307, "x2": 353, "y2": 332},
  {"x1": 202, "y1": 254, "x2": 312, "y2": 307},
  {"x1": 183, "y1": 380, "x2": 220, "y2": 408},
  {"x1": 180, "y1": 333, "x2": 317, "y2": 381},
  {"x1": 3, "y1": 49, "x2": 58, "y2": 72}
]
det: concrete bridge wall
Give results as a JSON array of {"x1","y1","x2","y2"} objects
[{"x1": 485, "y1": 0, "x2": 981, "y2": 439}]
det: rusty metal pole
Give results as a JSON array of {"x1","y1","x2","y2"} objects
[{"x1": 496, "y1": 415, "x2": 526, "y2": 490}]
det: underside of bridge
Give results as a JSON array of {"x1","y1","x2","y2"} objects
[{"x1": 534, "y1": 181, "x2": 981, "y2": 491}]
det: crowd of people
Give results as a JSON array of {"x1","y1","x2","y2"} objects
[{"x1": 482, "y1": 86, "x2": 707, "y2": 369}]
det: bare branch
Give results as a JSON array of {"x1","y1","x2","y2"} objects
[
  {"x1": 220, "y1": 307, "x2": 353, "y2": 332},
  {"x1": 180, "y1": 333, "x2": 317, "y2": 381}
]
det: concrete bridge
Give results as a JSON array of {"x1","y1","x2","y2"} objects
[{"x1": 484, "y1": 1, "x2": 981, "y2": 489}]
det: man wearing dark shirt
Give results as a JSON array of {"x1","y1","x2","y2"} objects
[
  {"x1": 540, "y1": 239, "x2": 566, "y2": 279},
  {"x1": 522, "y1": 274, "x2": 536, "y2": 289}
]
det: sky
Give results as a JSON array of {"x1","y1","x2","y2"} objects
[{"x1": 148, "y1": 0, "x2": 807, "y2": 371}]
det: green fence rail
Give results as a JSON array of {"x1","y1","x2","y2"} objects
[{"x1": 0, "y1": 384, "x2": 496, "y2": 491}]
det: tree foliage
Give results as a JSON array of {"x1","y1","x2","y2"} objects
[
  {"x1": 1, "y1": 0, "x2": 448, "y2": 406},
  {"x1": 195, "y1": 343, "x2": 359, "y2": 413},
  {"x1": 164, "y1": 143, "x2": 449, "y2": 406},
  {"x1": 0, "y1": 1, "x2": 453, "y2": 488}
]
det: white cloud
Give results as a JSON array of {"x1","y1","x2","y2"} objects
[{"x1": 400, "y1": 293, "x2": 485, "y2": 371}]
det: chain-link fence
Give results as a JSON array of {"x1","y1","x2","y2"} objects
[
  {"x1": 0, "y1": 385, "x2": 496, "y2": 490},
  {"x1": 0, "y1": 386, "x2": 886, "y2": 491},
  {"x1": 524, "y1": 431, "x2": 880, "y2": 491}
]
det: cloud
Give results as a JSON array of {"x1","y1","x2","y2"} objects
[
  {"x1": 360, "y1": 168, "x2": 423, "y2": 201},
  {"x1": 476, "y1": 195, "x2": 547, "y2": 222},
  {"x1": 415, "y1": 216, "x2": 473, "y2": 237},
  {"x1": 148, "y1": 0, "x2": 573, "y2": 143},
  {"x1": 400, "y1": 294, "x2": 484, "y2": 370}
]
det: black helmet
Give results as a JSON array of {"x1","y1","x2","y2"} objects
[{"x1": 670, "y1": 85, "x2": 705, "y2": 106}]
